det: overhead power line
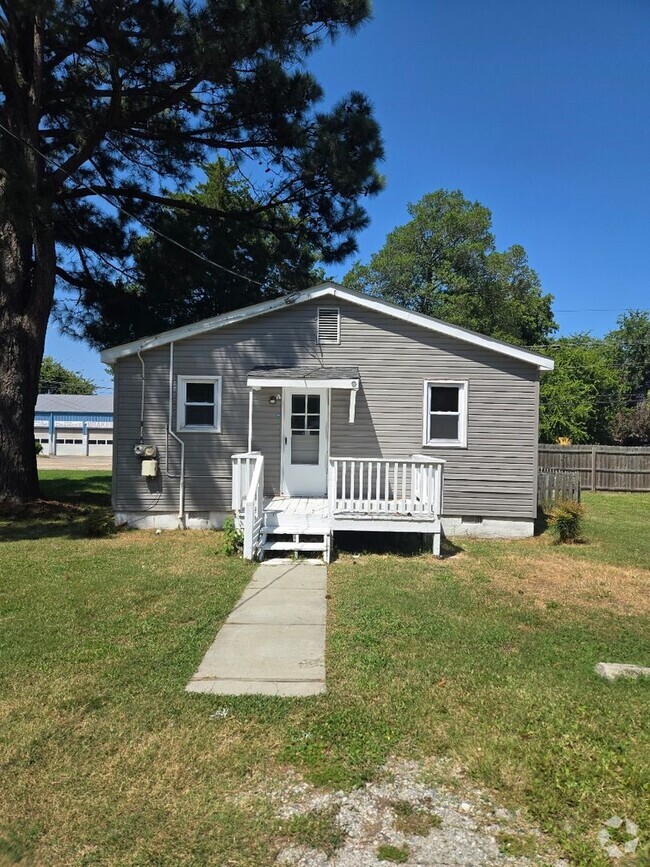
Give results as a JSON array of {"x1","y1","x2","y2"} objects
[
  {"x1": 555, "y1": 308, "x2": 649, "y2": 313},
  {"x1": 0, "y1": 121, "x2": 264, "y2": 286}
]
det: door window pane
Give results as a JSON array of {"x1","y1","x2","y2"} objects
[
  {"x1": 290, "y1": 393, "x2": 321, "y2": 464},
  {"x1": 292, "y1": 432, "x2": 319, "y2": 464}
]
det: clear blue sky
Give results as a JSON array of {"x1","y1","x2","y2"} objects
[{"x1": 46, "y1": 0, "x2": 650, "y2": 392}]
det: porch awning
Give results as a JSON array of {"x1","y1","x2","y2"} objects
[{"x1": 247, "y1": 366, "x2": 359, "y2": 390}]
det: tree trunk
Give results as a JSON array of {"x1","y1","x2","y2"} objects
[
  {"x1": 0, "y1": 8, "x2": 55, "y2": 502},
  {"x1": 0, "y1": 183, "x2": 55, "y2": 503}
]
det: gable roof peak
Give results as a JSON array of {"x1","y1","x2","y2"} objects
[{"x1": 100, "y1": 281, "x2": 553, "y2": 371}]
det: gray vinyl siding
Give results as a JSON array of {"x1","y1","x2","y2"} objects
[{"x1": 112, "y1": 298, "x2": 540, "y2": 519}]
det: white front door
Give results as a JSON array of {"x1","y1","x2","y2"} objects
[{"x1": 281, "y1": 388, "x2": 329, "y2": 496}]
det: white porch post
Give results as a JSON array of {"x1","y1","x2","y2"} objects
[
  {"x1": 348, "y1": 387, "x2": 357, "y2": 424},
  {"x1": 247, "y1": 387, "x2": 254, "y2": 453}
]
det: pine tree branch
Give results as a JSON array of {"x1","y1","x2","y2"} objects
[{"x1": 58, "y1": 184, "x2": 306, "y2": 222}]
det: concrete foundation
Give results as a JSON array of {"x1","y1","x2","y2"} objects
[
  {"x1": 114, "y1": 511, "x2": 228, "y2": 530},
  {"x1": 115, "y1": 511, "x2": 534, "y2": 539},
  {"x1": 441, "y1": 516, "x2": 534, "y2": 539}
]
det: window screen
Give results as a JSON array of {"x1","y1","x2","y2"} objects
[
  {"x1": 178, "y1": 377, "x2": 221, "y2": 430},
  {"x1": 425, "y1": 382, "x2": 467, "y2": 446}
]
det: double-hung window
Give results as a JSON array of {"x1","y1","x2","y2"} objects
[
  {"x1": 423, "y1": 380, "x2": 468, "y2": 447},
  {"x1": 177, "y1": 376, "x2": 222, "y2": 432}
]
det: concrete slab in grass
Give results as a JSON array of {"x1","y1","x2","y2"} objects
[{"x1": 186, "y1": 562, "x2": 327, "y2": 697}]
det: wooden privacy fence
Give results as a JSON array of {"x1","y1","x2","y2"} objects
[
  {"x1": 537, "y1": 470, "x2": 581, "y2": 508},
  {"x1": 539, "y1": 445, "x2": 650, "y2": 493}
]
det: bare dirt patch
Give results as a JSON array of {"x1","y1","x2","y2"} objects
[{"x1": 264, "y1": 758, "x2": 567, "y2": 866}]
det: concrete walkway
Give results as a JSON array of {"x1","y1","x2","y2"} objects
[
  {"x1": 37, "y1": 455, "x2": 113, "y2": 470},
  {"x1": 186, "y1": 562, "x2": 326, "y2": 697}
]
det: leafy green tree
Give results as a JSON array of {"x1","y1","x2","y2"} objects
[
  {"x1": 606, "y1": 310, "x2": 650, "y2": 399},
  {"x1": 343, "y1": 190, "x2": 556, "y2": 346},
  {"x1": 539, "y1": 336, "x2": 624, "y2": 444},
  {"x1": 39, "y1": 356, "x2": 95, "y2": 395},
  {"x1": 0, "y1": 0, "x2": 383, "y2": 500},
  {"x1": 610, "y1": 400, "x2": 650, "y2": 445},
  {"x1": 72, "y1": 159, "x2": 325, "y2": 348}
]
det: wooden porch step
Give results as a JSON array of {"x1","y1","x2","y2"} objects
[
  {"x1": 263, "y1": 525, "x2": 330, "y2": 535},
  {"x1": 262, "y1": 540, "x2": 327, "y2": 552}
]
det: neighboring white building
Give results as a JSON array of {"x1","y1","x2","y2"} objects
[{"x1": 35, "y1": 394, "x2": 114, "y2": 456}]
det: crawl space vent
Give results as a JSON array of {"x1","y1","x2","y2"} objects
[
  {"x1": 317, "y1": 307, "x2": 340, "y2": 344},
  {"x1": 461, "y1": 516, "x2": 483, "y2": 524}
]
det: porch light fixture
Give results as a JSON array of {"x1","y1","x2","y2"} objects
[{"x1": 268, "y1": 394, "x2": 281, "y2": 405}]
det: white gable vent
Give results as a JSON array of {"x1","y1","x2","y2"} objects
[{"x1": 317, "y1": 307, "x2": 340, "y2": 344}]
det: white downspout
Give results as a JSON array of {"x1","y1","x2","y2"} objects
[
  {"x1": 168, "y1": 342, "x2": 186, "y2": 527},
  {"x1": 137, "y1": 350, "x2": 146, "y2": 444},
  {"x1": 247, "y1": 387, "x2": 254, "y2": 453}
]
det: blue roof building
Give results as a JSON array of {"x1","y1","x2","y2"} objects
[{"x1": 35, "y1": 394, "x2": 114, "y2": 456}]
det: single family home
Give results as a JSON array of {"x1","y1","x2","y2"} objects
[{"x1": 100, "y1": 282, "x2": 553, "y2": 561}]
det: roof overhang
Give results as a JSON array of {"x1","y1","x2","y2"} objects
[
  {"x1": 100, "y1": 282, "x2": 554, "y2": 371},
  {"x1": 247, "y1": 366, "x2": 359, "y2": 390}
]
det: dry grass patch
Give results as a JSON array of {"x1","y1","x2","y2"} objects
[{"x1": 460, "y1": 551, "x2": 650, "y2": 615}]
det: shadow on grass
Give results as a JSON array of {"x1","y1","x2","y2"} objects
[
  {"x1": 39, "y1": 473, "x2": 111, "y2": 507},
  {"x1": 0, "y1": 473, "x2": 114, "y2": 542},
  {"x1": 333, "y1": 531, "x2": 464, "y2": 559},
  {"x1": 534, "y1": 508, "x2": 549, "y2": 536}
]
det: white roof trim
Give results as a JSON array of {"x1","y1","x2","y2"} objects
[
  {"x1": 100, "y1": 282, "x2": 554, "y2": 370},
  {"x1": 248, "y1": 376, "x2": 358, "y2": 389}
]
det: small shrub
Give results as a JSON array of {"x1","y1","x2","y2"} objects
[
  {"x1": 34, "y1": 440, "x2": 43, "y2": 455},
  {"x1": 377, "y1": 844, "x2": 409, "y2": 863},
  {"x1": 83, "y1": 510, "x2": 118, "y2": 537},
  {"x1": 219, "y1": 514, "x2": 243, "y2": 556},
  {"x1": 546, "y1": 499, "x2": 584, "y2": 544}
]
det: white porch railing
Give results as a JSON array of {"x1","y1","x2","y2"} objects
[
  {"x1": 327, "y1": 456, "x2": 444, "y2": 518},
  {"x1": 231, "y1": 451, "x2": 261, "y2": 512},
  {"x1": 231, "y1": 452, "x2": 265, "y2": 560}
]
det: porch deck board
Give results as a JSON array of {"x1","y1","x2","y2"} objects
[
  {"x1": 263, "y1": 496, "x2": 439, "y2": 528},
  {"x1": 265, "y1": 497, "x2": 329, "y2": 518},
  {"x1": 263, "y1": 496, "x2": 330, "y2": 532}
]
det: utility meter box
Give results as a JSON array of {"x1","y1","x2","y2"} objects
[
  {"x1": 134, "y1": 443, "x2": 158, "y2": 458},
  {"x1": 141, "y1": 459, "x2": 158, "y2": 478}
]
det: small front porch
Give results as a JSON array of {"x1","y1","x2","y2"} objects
[{"x1": 232, "y1": 454, "x2": 445, "y2": 563}]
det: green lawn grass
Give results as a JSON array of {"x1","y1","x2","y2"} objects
[{"x1": 0, "y1": 473, "x2": 648, "y2": 865}]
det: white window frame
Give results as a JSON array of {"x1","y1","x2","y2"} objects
[
  {"x1": 317, "y1": 306, "x2": 341, "y2": 344},
  {"x1": 422, "y1": 380, "x2": 468, "y2": 448},
  {"x1": 176, "y1": 375, "x2": 222, "y2": 432}
]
